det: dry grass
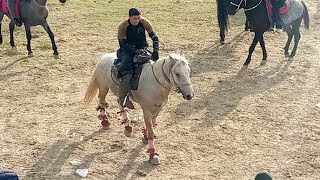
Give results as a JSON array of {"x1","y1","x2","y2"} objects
[{"x1": 0, "y1": 0, "x2": 319, "y2": 179}]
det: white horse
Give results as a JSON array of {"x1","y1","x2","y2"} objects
[{"x1": 84, "y1": 52, "x2": 195, "y2": 164}]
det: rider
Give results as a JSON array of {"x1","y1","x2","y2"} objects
[
  {"x1": 270, "y1": 0, "x2": 286, "y2": 30},
  {"x1": 8, "y1": 0, "x2": 22, "y2": 27},
  {"x1": 117, "y1": 7, "x2": 159, "y2": 109}
]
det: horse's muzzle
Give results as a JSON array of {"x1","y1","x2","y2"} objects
[{"x1": 180, "y1": 86, "x2": 194, "y2": 101}]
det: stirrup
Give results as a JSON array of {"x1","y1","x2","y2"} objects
[{"x1": 125, "y1": 99, "x2": 135, "y2": 109}]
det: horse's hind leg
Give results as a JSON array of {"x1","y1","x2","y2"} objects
[
  {"x1": 97, "y1": 87, "x2": 111, "y2": 129},
  {"x1": 283, "y1": 26, "x2": 293, "y2": 58},
  {"x1": 0, "y1": 13, "x2": 4, "y2": 44},
  {"x1": 42, "y1": 20, "x2": 59, "y2": 59},
  {"x1": 289, "y1": 23, "x2": 302, "y2": 59}
]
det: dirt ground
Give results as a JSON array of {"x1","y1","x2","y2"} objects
[{"x1": 0, "y1": 0, "x2": 319, "y2": 179}]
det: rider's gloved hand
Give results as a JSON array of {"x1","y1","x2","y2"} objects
[
  {"x1": 151, "y1": 51, "x2": 159, "y2": 61},
  {"x1": 134, "y1": 49, "x2": 145, "y2": 55}
]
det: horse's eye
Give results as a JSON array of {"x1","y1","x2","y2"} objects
[{"x1": 176, "y1": 73, "x2": 180, "y2": 78}]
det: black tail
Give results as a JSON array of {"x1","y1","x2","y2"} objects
[
  {"x1": 301, "y1": 1, "x2": 309, "y2": 29},
  {"x1": 217, "y1": 0, "x2": 229, "y2": 33}
]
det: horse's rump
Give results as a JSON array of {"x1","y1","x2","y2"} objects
[{"x1": 281, "y1": 0, "x2": 304, "y2": 25}]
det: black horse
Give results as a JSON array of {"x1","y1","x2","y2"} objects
[
  {"x1": 217, "y1": 0, "x2": 249, "y2": 44},
  {"x1": 220, "y1": 0, "x2": 309, "y2": 68}
]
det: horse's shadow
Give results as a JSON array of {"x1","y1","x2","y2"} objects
[
  {"x1": 0, "y1": 56, "x2": 28, "y2": 71},
  {"x1": 23, "y1": 129, "x2": 106, "y2": 180},
  {"x1": 172, "y1": 59, "x2": 292, "y2": 128},
  {"x1": 0, "y1": 58, "x2": 35, "y2": 81},
  {"x1": 167, "y1": 28, "x2": 293, "y2": 128},
  {"x1": 191, "y1": 30, "x2": 250, "y2": 76},
  {"x1": 22, "y1": 128, "x2": 156, "y2": 180}
]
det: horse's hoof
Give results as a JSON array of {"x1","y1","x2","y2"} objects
[
  {"x1": 220, "y1": 40, "x2": 225, "y2": 45},
  {"x1": 101, "y1": 120, "x2": 111, "y2": 130},
  {"x1": 28, "y1": 53, "x2": 35, "y2": 57},
  {"x1": 285, "y1": 54, "x2": 290, "y2": 58},
  {"x1": 260, "y1": 60, "x2": 267, "y2": 66},
  {"x1": 124, "y1": 126, "x2": 133, "y2": 137},
  {"x1": 149, "y1": 155, "x2": 160, "y2": 165},
  {"x1": 11, "y1": 46, "x2": 17, "y2": 51},
  {"x1": 53, "y1": 54, "x2": 60, "y2": 59},
  {"x1": 142, "y1": 137, "x2": 148, "y2": 144},
  {"x1": 288, "y1": 57, "x2": 294, "y2": 61},
  {"x1": 241, "y1": 65, "x2": 248, "y2": 70}
]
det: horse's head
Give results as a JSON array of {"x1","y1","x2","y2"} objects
[
  {"x1": 59, "y1": 0, "x2": 67, "y2": 3},
  {"x1": 168, "y1": 53, "x2": 194, "y2": 100},
  {"x1": 227, "y1": 0, "x2": 245, "y2": 15}
]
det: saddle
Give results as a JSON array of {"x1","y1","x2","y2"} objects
[
  {"x1": 112, "y1": 52, "x2": 151, "y2": 90},
  {"x1": 0, "y1": 0, "x2": 20, "y2": 18}
]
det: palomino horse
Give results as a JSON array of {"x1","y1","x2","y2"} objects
[
  {"x1": 225, "y1": 0, "x2": 309, "y2": 67},
  {"x1": 0, "y1": 0, "x2": 66, "y2": 58},
  {"x1": 84, "y1": 52, "x2": 195, "y2": 164}
]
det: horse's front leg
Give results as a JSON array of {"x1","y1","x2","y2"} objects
[
  {"x1": 118, "y1": 107, "x2": 133, "y2": 137},
  {"x1": 42, "y1": 20, "x2": 59, "y2": 59},
  {"x1": 259, "y1": 33, "x2": 267, "y2": 65},
  {"x1": 0, "y1": 13, "x2": 3, "y2": 44},
  {"x1": 243, "y1": 32, "x2": 260, "y2": 68},
  {"x1": 24, "y1": 24, "x2": 34, "y2": 57},
  {"x1": 9, "y1": 19, "x2": 16, "y2": 50},
  {"x1": 143, "y1": 110, "x2": 160, "y2": 165}
]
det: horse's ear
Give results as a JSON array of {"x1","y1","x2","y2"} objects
[
  {"x1": 179, "y1": 50, "x2": 185, "y2": 57},
  {"x1": 169, "y1": 54, "x2": 177, "y2": 63}
]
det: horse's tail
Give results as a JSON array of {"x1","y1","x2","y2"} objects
[
  {"x1": 217, "y1": 0, "x2": 229, "y2": 32},
  {"x1": 301, "y1": 1, "x2": 309, "y2": 30},
  {"x1": 84, "y1": 68, "x2": 98, "y2": 106}
]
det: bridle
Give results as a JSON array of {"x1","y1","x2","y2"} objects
[
  {"x1": 230, "y1": 0, "x2": 263, "y2": 12},
  {"x1": 152, "y1": 58, "x2": 191, "y2": 93}
]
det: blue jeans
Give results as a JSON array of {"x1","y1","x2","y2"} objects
[{"x1": 0, "y1": 170, "x2": 19, "y2": 180}]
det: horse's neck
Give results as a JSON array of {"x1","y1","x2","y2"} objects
[{"x1": 151, "y1": 57, "x2": 173, "y2": 90}]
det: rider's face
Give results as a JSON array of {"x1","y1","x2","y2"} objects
[{"x1": 129, "y1": 15, "x2": 141, "y2": 26}]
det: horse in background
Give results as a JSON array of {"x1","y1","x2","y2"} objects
[
  {"x1": 225, "y1": 0, "x2": 309, "y2": 68},
  {"x1": 84, "y1": 52, "x2": 194, "y2": 165},
  {"x1": 0, "y1": 0, "x2": 67, "y2": 59},
  {"x1": 217, "y1": 0, "x2": 249, "y2": 44}
]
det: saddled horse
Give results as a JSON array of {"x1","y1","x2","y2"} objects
[
  {"x1": 223, "y1": 0, "x2": 309, "y2": 68},
  {"x1": 0, "y1": 0, "x2": 66, "y2": 58},
  {"x1": 217, "y1": 0, "x2": 249, "y2": 44},
  {"x1": 84, "y1": 52, "x2": 195, "y2": 164}
]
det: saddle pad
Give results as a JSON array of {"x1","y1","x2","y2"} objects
[
  {"x1": 265, "y1": 0, "x2": 290, "y2": 17},
  {"x1": 0, "y1": 0, "x2": 20, "y2": 18}
]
